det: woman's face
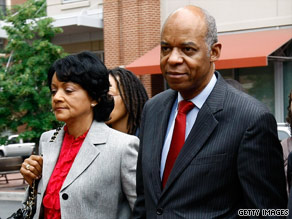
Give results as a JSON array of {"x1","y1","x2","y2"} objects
[
  {"x1": 106, "y1": 75, "x2": 128, "y2": 127},
  {"x1": 51, "y1": 73, "x2": 95, "y2": 124}
]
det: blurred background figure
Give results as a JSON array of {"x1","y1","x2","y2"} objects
[
  {"x1": 281, "y1": 90, "x2": 292, "y2": 192},
  {"x1": 107, "y1": 67, "x2": 148, "y2": 136}
]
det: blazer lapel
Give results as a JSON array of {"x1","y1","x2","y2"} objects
[
  {"x1": 42, "y1": 128, "x2": 65, "y2": 192},
  {"x1": 60, "y1": 121, "x2": 107, "y2": 191},
  {"x1": 152, "y1": 90, "x2": 177, "y2": 194},
  {"x1": 162, "y1": 73, "x2": 226, "y2": 193}
]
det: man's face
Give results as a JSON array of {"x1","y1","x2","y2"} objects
[{"x1": 160, "y1": 9, "x2": 219, "y2": 99}]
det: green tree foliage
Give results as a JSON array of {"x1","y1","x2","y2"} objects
[{"x1": 0, "y1": 0, "x2": 66, "y2": 143}]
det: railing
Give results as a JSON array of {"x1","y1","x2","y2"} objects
[{"x1": 0, "y1": 157, "x2": 24, "y2": 184}]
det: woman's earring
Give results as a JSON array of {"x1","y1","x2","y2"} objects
[{"x1": 91, "y1": 103, "x2": 96, "y2": 107}]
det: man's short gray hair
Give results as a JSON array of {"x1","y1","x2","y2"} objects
[{"x1": 201, "y1": 8, "x2": 218, "y2": 51}]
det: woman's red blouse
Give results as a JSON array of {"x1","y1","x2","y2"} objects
[{"x1": 43, "y1": 126, "x2": 88, "y2": 219}]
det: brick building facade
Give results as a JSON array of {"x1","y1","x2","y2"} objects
[
  {"x1": 103, "y1": 0, "x2": 164, "y2": 97},
  {"x1": 10, "y1": 0, "x2": 26, "y2": 6}
]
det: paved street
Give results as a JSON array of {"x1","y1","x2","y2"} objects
[
  {"x1": 0, "y1": 173, "x2": 27, "y2": 194},
  {"x1": 0, "y1": 200, "x2": 22, "y2": 219},
  {"x1": 0, "y1": 173, "x2": 26, "y2": 218}
]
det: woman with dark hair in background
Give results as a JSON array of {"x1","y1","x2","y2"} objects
[
  {"x1": 107, "y1": 67, "x2": 148, "y2": 136},
  {"x1": 20, "y1": 51, "x2": 139, "y2": 218}
]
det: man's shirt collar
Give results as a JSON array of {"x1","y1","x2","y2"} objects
[{"x1": 177, "y1": 73, "x2": 217, "y2": 110}]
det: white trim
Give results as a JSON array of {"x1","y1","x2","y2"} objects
[
  {"x1": 51, "y1": 8, "x2": 103, "y2": 28},
  {"x1": 62, "y1": 0, "x2": 87, "y2": 3},
  {"x1": 218, "y1": 16, "x2": 292, "y2": 33},
  {"x1": 274, "y1": 61, "x2": 284, "y2": 122},
  {"x1": 0, "y1": 7, "x2": 103, "y2": 39},
  {"x1": 61, "y1": 0, "x2": 90, "y2": 10},
  {"x1": 217, "y1": 25, "x2": 292, "y2": 35}
]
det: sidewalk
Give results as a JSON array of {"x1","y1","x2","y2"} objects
[{"x1": 0, "y1": 173, "x2": 26, "y2": 201}]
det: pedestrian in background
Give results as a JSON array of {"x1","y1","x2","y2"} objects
[
  {"x1": 107, "y1": 67, "x2": 148, "y2": 136},
  {"x1": 282, "y1": 90, "x2": 292, "y2": 192}
]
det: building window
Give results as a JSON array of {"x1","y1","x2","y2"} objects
[
  {"x1": 238, "y1": 65, "x2": 275, "y2": 114},
  {"x1": 0, "y1": 0, "x2": 6, "y2": 17},
  {"x1": 221, "y1": 65, "x2": 275, "y2": 115},
  {"x1": 283, "y1": 61, "x2": 292, "y2": 120},
  {"x1": 0, "y1": 38, "x2": 4, "y2": 52},
  {"x1": 220, "y1": 69, "x2": 234, "y2": 79},
  {"x1": 94, "y1": 51, "x2": 104, "y2": 62}
]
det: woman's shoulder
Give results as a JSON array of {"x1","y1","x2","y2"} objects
[
  {"x1": 108, "y1": 128, "x2": 139, "y2": 160},
  {"x1": 89, "y1": 122, "x2": 139, "y2": 149},
  {"x1": 109, "y1": 127, "x2": 139, "y2": 142},
  {"x1": 107, "y1": 128, "x2": 139, "y2": 150}
]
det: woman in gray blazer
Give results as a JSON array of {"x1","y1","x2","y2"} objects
[{"x1": 20, "y1": 51, "x2": 139, "y2": 219}]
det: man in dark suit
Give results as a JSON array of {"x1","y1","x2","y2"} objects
[{"x1": 133, "y1": 5, "x2": 287, "y2": 218}]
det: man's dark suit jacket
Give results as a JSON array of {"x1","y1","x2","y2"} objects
[
  {"x1": 288, "y1": 151, "x2": 292, "y2": 190},
  {"x1": 134, "y1": 72, "x2": 287, "y2": 218}
]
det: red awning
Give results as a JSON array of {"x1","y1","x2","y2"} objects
[{"x1": 126, "y1": 28, "x2": 292, "y2": 75}]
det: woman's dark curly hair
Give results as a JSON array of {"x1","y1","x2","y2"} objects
[
  {"x1": 286, "y1": 90, "x2": 292, "y2": 130},
  {"x1": 48, "y1": 51, "x2": 114, "y2": 122},
  {"x1": 109, "y1": 67, "x2": 148, "y2": 135}
]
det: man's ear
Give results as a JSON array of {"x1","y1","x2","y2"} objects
[{"x1": 210, "y1": 42, "x2": 222, "y2": 62}]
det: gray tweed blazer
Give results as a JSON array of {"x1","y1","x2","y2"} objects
[{"x1": 32, "y1": 121, "x2": 139, "y2": 219}]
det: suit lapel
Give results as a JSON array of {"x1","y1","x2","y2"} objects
[
  {"x1": 152, "y1": 90, "x2": 177, "y2": 194},
  {"x1": 60, "y1": 121, "x2": 107, "y2": 191},
  {"x1": 161, "y1": 73, "x2": 226, "y2": 193},
  {"x1": 42, "y1": 128, "x2": 65, "y2": 192}
]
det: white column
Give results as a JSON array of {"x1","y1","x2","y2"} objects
[{"x1": 274, "y1": 61, "x2": 284, "y2": 122}]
